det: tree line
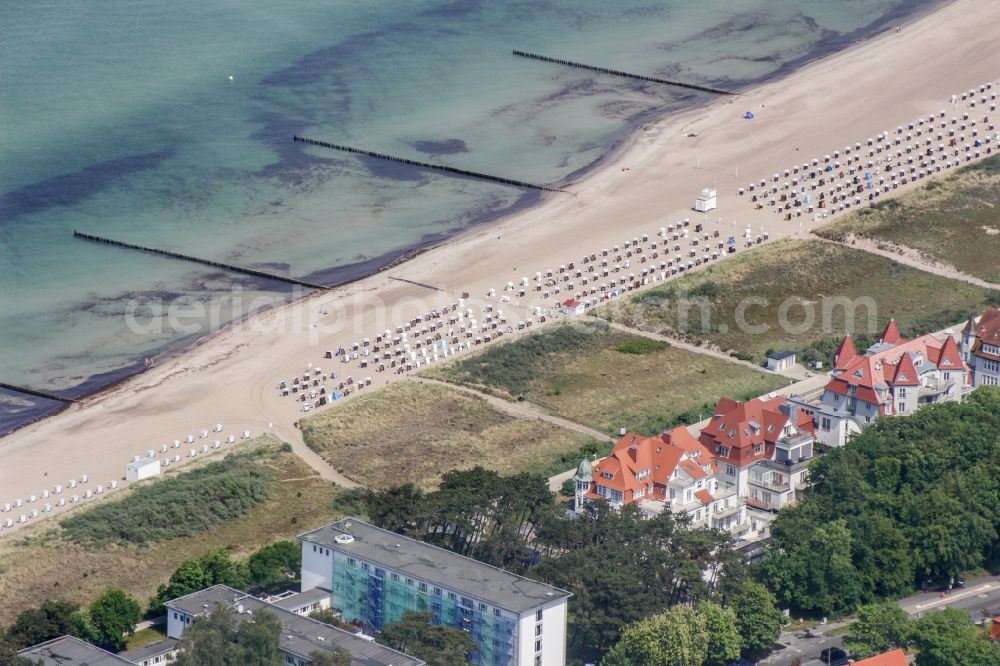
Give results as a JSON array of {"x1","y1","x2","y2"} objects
[{"x1": 761, "y1": 387, "x2": 1000, "y2": 618}]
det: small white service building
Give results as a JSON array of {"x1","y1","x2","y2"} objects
[
  {"x1": 694, "y1": 187, "x2": 717, "y2": 212},
  {"x1": 125, "y1": 457, "x2": 161, "y2": 482}
]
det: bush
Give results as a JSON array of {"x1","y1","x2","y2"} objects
[
  {"x1": 433, "y1": 322, "x2": 601, "y2": 394},
  {"x1": 614, "y1": 337, "x2": 669, "y2": 355},
  {"x1": 61, "y1": 457, "x2": 271, "y2": 546}
]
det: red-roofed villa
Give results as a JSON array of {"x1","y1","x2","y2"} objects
[{"x1": 789, "y1": 320, "x2": 970, "y2": 447}]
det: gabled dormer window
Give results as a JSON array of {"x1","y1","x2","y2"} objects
[{"x1": 601, "y1": 471, "x2": 614, "y2": 479}]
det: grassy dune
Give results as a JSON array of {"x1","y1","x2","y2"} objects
[
  {"x1": 0, "y1": 437, "x2": 338, "y2": 624},
  {"x1": 300, "y1": 380, "x2": 594, "y2": 489},
  {"x1": 598, "y1": 239, "x2": 999, "y2": 362},
  {"x1": 423, "y1": 321, "x2": 787, "y2": 435},
  {"x1": 816, "y1": 155, "x2": 1000, "y2": 283}
]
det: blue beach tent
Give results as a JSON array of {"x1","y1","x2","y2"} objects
[{"x1": 743, "y1": 111, "x2": 754, "y2": 119}]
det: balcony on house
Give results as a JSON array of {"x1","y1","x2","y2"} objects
[{"x1": 918, "y1": 376, "x2": 955, "y2": 402}]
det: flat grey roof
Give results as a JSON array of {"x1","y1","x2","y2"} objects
[
  {"x1": 767, "y1": 350, "x2": 796, "y2": 360},
  {"x1": 19, "y1": 635, "x2": 134, "y2": 665},
  {"x1": 299, "y1": 519, "x2": 571, "y2": 614},
  {"x1": 271, "y1": 586, "x2": 331, "y2": 611},
  {"x1": 165, "y1": 585, "x2": 424, "y2": 666},
  {"x1": 120, "y1": 637, "x2": 179, "y2": 662}
]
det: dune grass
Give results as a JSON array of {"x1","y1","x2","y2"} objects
[
  {"x1": 300, "y1": 380, "x2": 593, "y2": 489},
  {"x1": 422, "y1": 321, "x2": 787, "y2": 436},
  {"x1": 597, "y1": 239, "x2": 1000, "y2": 362},
  {"x1": 0, "y1": 437, "x2": 339, "y2": 625},
  {"x1": 816, "y1": 155, "x2": 1000, "y2": 283}
]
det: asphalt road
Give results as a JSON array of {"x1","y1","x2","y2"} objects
[{"x1": 759, "y1": 574, "x2": 1000, "y2": 666}]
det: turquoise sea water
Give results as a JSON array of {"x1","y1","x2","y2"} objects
[{"x1": 0, "y1": 0, "x2": 933, "y2": 432}]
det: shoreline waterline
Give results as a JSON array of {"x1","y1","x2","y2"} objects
[{"x1": 0, "y1": 0, "x2": 945, "y2": 436}]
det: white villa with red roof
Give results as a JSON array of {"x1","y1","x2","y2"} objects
[
  {"x1": 698, "y1": 395, "x2": 816, "y2": 514},
  {"x1": 961, "y1": 307, "x2": 1000, "y2": 388},
  {"x1": 574, "y1": 394, "x2": 819, "y2": 535},
  {"x1": 789, "y1": 319, "x2": 970, "y2": 447},
  {"x1": 573, "y1": 427, "x2": 747, "y2": 534}
]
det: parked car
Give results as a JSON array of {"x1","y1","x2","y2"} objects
[{"x1": 819, "y1": 646, "x2": 850, "y2": 666}]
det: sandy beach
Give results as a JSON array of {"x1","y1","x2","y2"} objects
[{"x1": 2, "y1": 0, "x2": 999, "y2": 530}]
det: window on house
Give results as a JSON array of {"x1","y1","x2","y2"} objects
[
  {"x1": 419, "y1": 582, "x2": 427, "y2": 592},
  {"x1": 821, "y1": 417, "x2": 832, "y2": 431},
  {"x1": 753, "y1": 443, "x2": 762, "y2": 454},
  {"x1": 535, "y1": 624, "x2": 542, "y2": 636},
  {"x1": 348, "y1": 557, "x2": 356, "y2": 567},
  {"x1": 727, "y1": 464, "x2": 736, "y2": 475},
  {"x1": 535, "y1": 656, "x2": 543, "y2": 666},
  {"x1": 448, "y1": 592, "x2": 457, "y2": 601},
  {"x1": 537, "y1": 609, "x2": 544, "y2": 621},
  {"x1": 362, "y1": 562, "x2": 370, "y2": 572},
  {"x1": 391, "y1": 573, "x2": 399, "y2": 582},
  {"x1": 495, "y1": 608, "x2": 502, "y2": 617},
  {"x1": 406, "y1": 578, "x2": 414, "y2": 586},
  {"x1": 535, "y1": 640, "x2": 542, "y2": 653}
]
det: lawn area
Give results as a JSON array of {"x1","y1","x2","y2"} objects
[
  {"x1": 815, "y1": 154, "x2": 1000, "y2": 283},
  {"x1": 300, "y1": 380, "x2": 595, "y2": 489},
  {"x1": 0, "y1": 436, "x2": 340, "y2": 624},
  {"x1": 597, "y1": 239, "x2": 1000, "y2": 363},
  {"x1": 422, "y1": 321, "x2": 787, "y2": 436},
  {"x1": 126, "y1": 625, "x2": 167, "y2": 651}
]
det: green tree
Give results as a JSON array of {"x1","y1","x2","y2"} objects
[
  {"x1": 88, "y1": 589, "x2": 141, "y2": 652},
  {"x1": 377, "y1": 611, "x2": 476, "y2": 666},
  {"x1": 5, "y1": 599, "x2": 84, "y2": 649},
  {"x1": 733, "y1": 581, "x2": 784, "y2": 658},
  {"x1": 911, "y1": 608, "x2": 1000, "y2": 666},
  {"x1": 246, "y1": 541, "x2": 301, "y2": 593},
  {"x1": 844, "y1": 603, "x2": 912, "y2": 659},
  {"x1": 762, "y1": 519, "x2": 861, "y2": 617},
  {"x1": 149, "y1": 549, "x2": 247, "y2": 616},
  {"x1": 309, "y1": 648, "x2": 353, "y2": 666},
  {"x1": 233, "y1": 610, "x2": 283, "y2": 666},
  {"x1": 560, "y1": 477, "x2": 577, "y2": 497},
  {"x1": 601, "y1": 606, "x2": 709, "y2": 666},
  {"x1": 149, "y1": 558, "x2": 210, "y2": 616},
  {"x1": 0, "y1": 636, "x2": 41, "y2": 666},
  {"x1": 697, "y1": 602, "x2": 741, "y2": 666},
  {"x1": 173, "y1": 605, "x2": 235, "y2": 666}
]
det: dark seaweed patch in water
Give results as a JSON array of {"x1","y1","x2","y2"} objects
[
  {"x1": 0, "y1": 150, "x2": 174, "y2": 224},
  {"x1": 412, "y1": 139, "x2": 469, "y2": 155}
]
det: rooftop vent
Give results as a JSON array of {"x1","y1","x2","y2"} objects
[{"x1": 334, "y1": 534, "x2": 355, "y2": 545}]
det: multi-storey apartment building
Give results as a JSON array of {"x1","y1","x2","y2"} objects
[{"x1": 298, "y1": 519, "x2": 570, "y2": 666}]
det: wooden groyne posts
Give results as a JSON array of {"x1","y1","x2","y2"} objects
[
  {"x1": 292, "y1": 136, "x2": 568, "y2": 193},
  {"x1": 512, "y1": 50, "x2": 739, "y2": 96},
  {"x1": 0, "y1": 382, "x2": 79, "y2": 403},
  {"x1": 73, "y1": 231, "x2": 329, "y2": 290}
]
